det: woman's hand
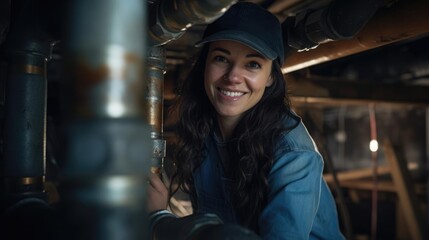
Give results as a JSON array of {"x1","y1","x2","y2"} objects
[{"x1": 146, "y1": 172, "x2": 169, "y2": 212}]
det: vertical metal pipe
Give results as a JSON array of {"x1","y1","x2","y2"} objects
[
  {"x1": 0, "y1": 2, "x2": 65, "y2": 239},
  {"x1": 62, "y1": 0, "x2": 151, "y2": 239},
  {"x1": 1, "y1": 0, "x2": 52, "y2": 205},
  {"x1": 146, "y1": 46, "x2": 166, "y2": 175},
  {"x1": 3, "y1": 53, "x2": 47, "y2": 203}
]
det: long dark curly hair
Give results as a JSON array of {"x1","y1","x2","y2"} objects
[{"x1": 169, "y1": 43, "x2": 292, "y2": 232}]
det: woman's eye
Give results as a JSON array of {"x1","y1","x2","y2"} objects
[
  {"x1": 214, "y1": 56, "x2": 228, "y2": 63},
  {"x1": 247, "y1": 61, "x2": 261, "y2": 69}
]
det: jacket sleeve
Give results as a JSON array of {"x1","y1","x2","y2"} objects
[{"x1": 259, "y1": 149, "x2": 323, "y2": 240}]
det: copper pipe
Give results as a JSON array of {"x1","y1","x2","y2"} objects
[
  {"x1": 282, "y1": 0, "x2": 429, "y2": 73},
  {"x1": 146, "y1": 46, "x2": 167, "y2": 174},
  {"x1": 147, "y1": 46, "x2": 166, "y2": 136}
]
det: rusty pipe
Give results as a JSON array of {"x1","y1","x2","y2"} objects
[
  {"x1": 65, "y1": 6, "x2": 147, "y2": 120},
  {"x1": 62, "y1": 1, "x2": 151, "y2": 239},
  {"x1": 282, "y1": 0, "x2": 429, "y2": 74},
  {"x1": 148, "y1": 0, "x2": 237, "y2": 46},
  {"x1": 146, "y1": 46, "x2": 167, "y2": 175},
  {"x1": 146, "y1": 47, "x2": 165, "y2": 138}
]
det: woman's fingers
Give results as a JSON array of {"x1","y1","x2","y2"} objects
[
  {"x1": 147, "y1": 172, "x2": 167, "y2": 194},
  {"x1": 146, "y1": 172, "x2": 168, "y2": 212}
]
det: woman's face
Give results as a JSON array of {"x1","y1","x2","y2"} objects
[{"x1": 204, "y1": 40, "x2": 273, "y2": 122}]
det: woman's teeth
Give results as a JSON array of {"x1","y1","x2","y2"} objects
[{"x1": 220, "y1": 89, "x2": 244, "y2": 97}]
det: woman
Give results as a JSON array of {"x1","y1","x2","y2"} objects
[{"x1": 147, "y1": 2, "x2": 345, "y2": 239}]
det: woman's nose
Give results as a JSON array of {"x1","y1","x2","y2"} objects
[{"x1": 224, "y1": 65, "x2": 243, "y2": 84}]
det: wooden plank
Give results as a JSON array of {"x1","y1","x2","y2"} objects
[
  {"x1": 396, "y1": 200, "x2": 410, "y2": 240},
  {"x1": 384, "y1": 139, "x2": 424, "y2": 240},
  {"x1": 333, "y1": 180, "x2": 426, "y2": 195},
  {"x1": 323, "y1": 165, "x2": 391, "y2": 183},
  {"x1": 338, "y1": 180, "x2": 396, "y2": 192},
  {"x1": 323, "y1": 163, "x2": 418, "y2": 183}
]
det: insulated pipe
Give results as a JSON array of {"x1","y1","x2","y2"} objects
[
  {"x1": 282, "y1": 0, "x2": 429, "y2": 73},
  {"x1": 148, "y1": 0, "x2": 237, "y2": 46},
  {"x1": 284, "y1": 0, "x2": 382, "y2": 52},
  {"x1": 3, "y1": 54, "x2": 47, "y2": 202},
  {"x1": 62, "y1": 0, "x2": 151, "y2": 239},
  {"x1": 1, "y1": 0, "x2": 53, "y2": 206},
  {"x1": 146, "y1": 46, "x2": 166, "y2": 175},
  {"x1": 0, "y1": 1, "x2": 64, "y2": 238}
]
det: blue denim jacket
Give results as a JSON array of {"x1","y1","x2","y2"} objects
[{"x1": 192, "y1": 113, "x2": 345, "y2": 239}]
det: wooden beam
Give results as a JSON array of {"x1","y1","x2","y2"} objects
[
  {"x1": 323, "y1": 165, "x2": 391, "y2": 183},
  {"x1": 330, "y1": 180, "x2": 426, "y2": 195},
  {"x1": 384, "y1": 139, "x2": 425, "y2": 240},
  {"x1": 323, "y1": 162, "x2": 419, "y2": 183},
  {"x1": 282, "y1": 0, "x2": 429, "y2": 73},
  {"x1": 337, "y1": 180, "x2": 397, "y2": 192},
  {"x1": 287, "y1": 76, "x2": 429, "y2": 106}
]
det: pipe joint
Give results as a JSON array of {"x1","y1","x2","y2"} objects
[{"x1": 149, "y1": 0, "x2": 237, "y2": 46}]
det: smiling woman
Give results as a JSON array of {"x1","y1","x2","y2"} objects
[
  {"x1": 204, "y1": 40, "x2": 273, "y2": 137},
  {"x1": 147, "y1": 2, "x2": 346, "y2": 239}
]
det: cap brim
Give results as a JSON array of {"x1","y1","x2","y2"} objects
[{"x1": 195, "y1": 30, "x2": 278, "y2": 61}]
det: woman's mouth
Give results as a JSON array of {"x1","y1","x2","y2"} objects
[{"x1": 219, "y1": 88, "x2": 245, "y2": 97}]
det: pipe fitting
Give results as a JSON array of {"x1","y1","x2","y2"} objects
[
  {"x1": 149, "y1": 10, "x2": 185, "y2": 45},
  {"x1": 149, "y1": 0, "x2": 237, "y2": 46}
]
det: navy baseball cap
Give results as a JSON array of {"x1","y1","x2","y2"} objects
[{"x1": 195, "y1": 2, "x2": 285, "y2": 65}]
